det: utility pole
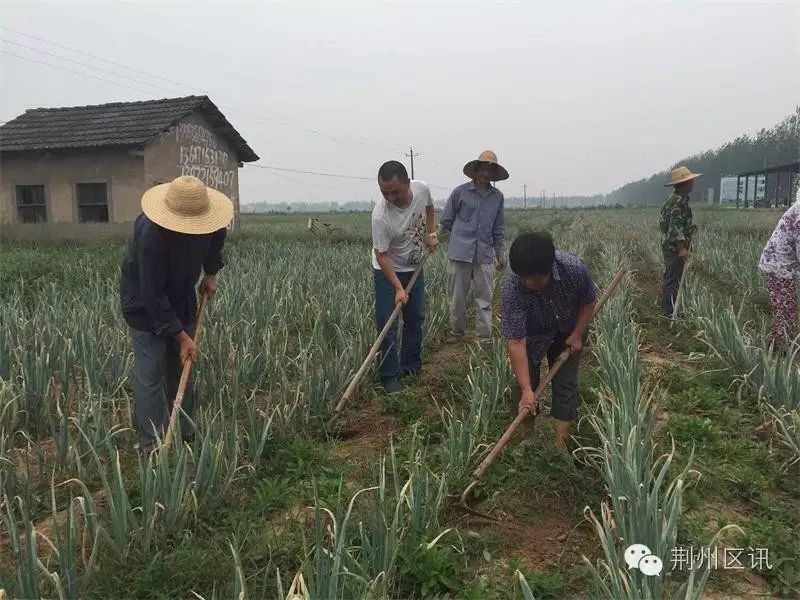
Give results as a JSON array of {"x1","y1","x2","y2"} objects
[
  {"x1": 523, "y1": 184, "x2": 527, "y2": 209},
  {"x1": 405, "y1": 147, "x2": 420, "y2": 179}
]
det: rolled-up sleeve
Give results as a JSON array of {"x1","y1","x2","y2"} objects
[
  {"x1": 138, "y1": 228, "x2": 183, "y2": 338},
  {"x1": 493, "y1": 192, "x2": 505, "y2": 259},
  {"x1": 440, "y1": 189, "x2": 457, "y2": 232},
  {"x1": 500, "y1": 275, "x2": 527, "y2": 339},
  {"x1": 203, "y1": 227, "x2": 227, "y2": 275}
]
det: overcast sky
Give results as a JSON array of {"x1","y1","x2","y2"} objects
[{"x1": 2, "y1": 1, "x2": 798, "y2": 205}]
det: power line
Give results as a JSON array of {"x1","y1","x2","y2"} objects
[
  {"x1": 0, "y1": 28, "x2": 463, "y2": 181},
  {"x1": 0, "y1": 41, "x2": 371, "y2": 147},
  {"x1": 262, "y1": 168, "x2": 338, "y2": 190},
  {"x1": 247, "y1": 164, "x2": 373, "y2": 181},
  {"x1": 1, "y1": 24, "x2": 356, "y2": 142},
  {"x1": 0, "y1": 50, "x2": 170, "y2": 97},
  {"x1": 1, "y1": 26, "x2": 191, "y2": 89},
  {"x1": 0, "y1": 33, "x2": 455, "y2": 192},
  {"x1": 0, "y1": 45, "x2": 399, "y2": 155},
  {"x1": 0, "y1": 53, "x2": 451, "y2": 191},
  {"x1": 2, "y1": 38, "x2": 180, "y2": 96},
  {"x1": 249, "y1": 163, "x2": 451, "y2": 191},
  {"x1": 0, "y1": 26, "x2": 408, "y2": 155}
]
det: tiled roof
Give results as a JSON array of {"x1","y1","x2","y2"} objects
[{"x1": 0, "y1": 95, "x2": 258, "y2": 161}]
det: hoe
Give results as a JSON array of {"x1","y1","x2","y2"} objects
[
  {"x1": 459, "y1": 268, "x2": 626, "y2": 519},
  {"x1": 164, "y1": 291, "x2": 209, "y2": 450},
  {"x1": 333, "y1": 253, "x2": 428, "y2": 416}
]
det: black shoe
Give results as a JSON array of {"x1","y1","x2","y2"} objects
[{"x1": 381, "y1": 376, "x2": 404, "y2": 394}]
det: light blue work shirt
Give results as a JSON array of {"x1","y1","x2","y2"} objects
[{"x1": 439, "y1": 182, "x2": 505, "y2": 264}]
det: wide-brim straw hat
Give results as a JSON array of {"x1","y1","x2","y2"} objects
[
  {"x1": 142, "y1": 175, "x2": 234, "y2": 234},
  {"x1": 665, "y1": 166, "x2": 702, "y2": 187},
  {"x1": 463, "y1": 150, "x2": 509, "y2": 182}
]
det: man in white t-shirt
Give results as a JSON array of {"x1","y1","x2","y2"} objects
[{"x1": 372, "y1": 160, "x2": 438, "y2": 393}]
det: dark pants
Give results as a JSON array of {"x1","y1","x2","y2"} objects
[
  {"x1": 512, "y1": 335, "x2": 582, "y2": 422},
  {"x1": 661, "y1": 246, "x2": 685, "y2": 316},
  {"x1": 131, "y1": 328, "x2": 196, "y2": 448},
  {"x1": 374, "y1": 268, "x2": 425, "y2": 379}
]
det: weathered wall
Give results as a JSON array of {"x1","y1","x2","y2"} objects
[
  {"x1": 0, "y1": 222, "x2": 132, "y2": 241},
  {"x1": 0, "y1": 148, "x2": 144, "y2": 231},
  {"x1": 144, "y1": 112, "x2": 241, "y2": 229}
]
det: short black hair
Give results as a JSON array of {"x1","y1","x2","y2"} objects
[
  {"x1": 378, "y1": 160, "x2": 410, "y2": 183},
  {"x1": 509, "y1": 231, "x2": 556, "y2": 276}
]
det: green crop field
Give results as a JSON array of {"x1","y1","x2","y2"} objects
[{"x1": 1, "y1": 207, "x2": 799, "y2": 599}]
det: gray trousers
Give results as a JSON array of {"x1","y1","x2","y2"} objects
[
  {"x1": 446, "y1": 259, "x2": 494, "y2": 340},
  {"x1": 661, "y1": 246, "x2": 685, "y2": 316},
  {"x1": 131, "y1": 329, "x2": 195, "y2": 448},
  {"x1": 511, "y1": 337, "x2": 582, "y2": 422}
]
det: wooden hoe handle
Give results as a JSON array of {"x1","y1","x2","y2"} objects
[{"x1": 163, "y1": 292, "x2": 209, "y2": 450}]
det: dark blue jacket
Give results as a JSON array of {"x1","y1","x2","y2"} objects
[{"x1": 120, "y1": 214, "x2": 226, "y2": 337}]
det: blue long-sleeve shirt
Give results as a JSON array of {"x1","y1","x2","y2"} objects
[
  {"x1": 120, "y1": 214, "x2": 226, "y2": 337},
  {"x1": 439, "y1": 182, "x2": 505, "y2": 264}
]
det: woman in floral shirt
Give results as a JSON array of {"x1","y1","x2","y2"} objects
[{"x1": 759, "y1": 188, "x2": 800, "y2": 348}]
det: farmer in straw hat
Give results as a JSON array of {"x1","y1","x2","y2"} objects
[
  {"x1": 659, "y1": 166, "x2": 700, "y2": 317},
  {"x1": 440, "y1": 150, "x2": 507, "y2": 346},
  {"x1": 120, "y1": 175, "x2": 233, "y2": 455},
  {"x1": 372, "y1": 160, "x2": 438, "y2": 394}
]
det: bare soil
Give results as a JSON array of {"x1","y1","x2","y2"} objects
[
  {"x1": 330, "y1": 403, "x2": 402, "y2": 461},
  {"x1": 467, "y1": 513, "x2": 592, "y2": 571}
]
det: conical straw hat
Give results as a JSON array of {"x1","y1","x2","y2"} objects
[
  {"x1": 665, "y1": 166, "x2": 702, "y2": 187},
  {"x1": 463, "y1": 150, "x2": 510, "y2": 182},
  {"x1": 141, "y1": 176, "x2": 234, "y2": 234}
]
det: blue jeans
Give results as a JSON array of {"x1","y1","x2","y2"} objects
[{"x1": 374, "y1": 268, "x2": 425, "y2": 379}]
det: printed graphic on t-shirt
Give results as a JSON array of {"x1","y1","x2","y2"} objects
[{"x1": 405, "y1": 212, "x2": 425, "y2": 265}]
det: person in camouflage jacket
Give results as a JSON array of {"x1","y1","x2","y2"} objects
[{"x1": 659, "y1": 166, "x2": 701, "y2": 316}]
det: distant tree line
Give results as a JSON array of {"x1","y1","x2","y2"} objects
[{"x1": 604, "y1": 106, "x2": 799, "y2": 207}]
